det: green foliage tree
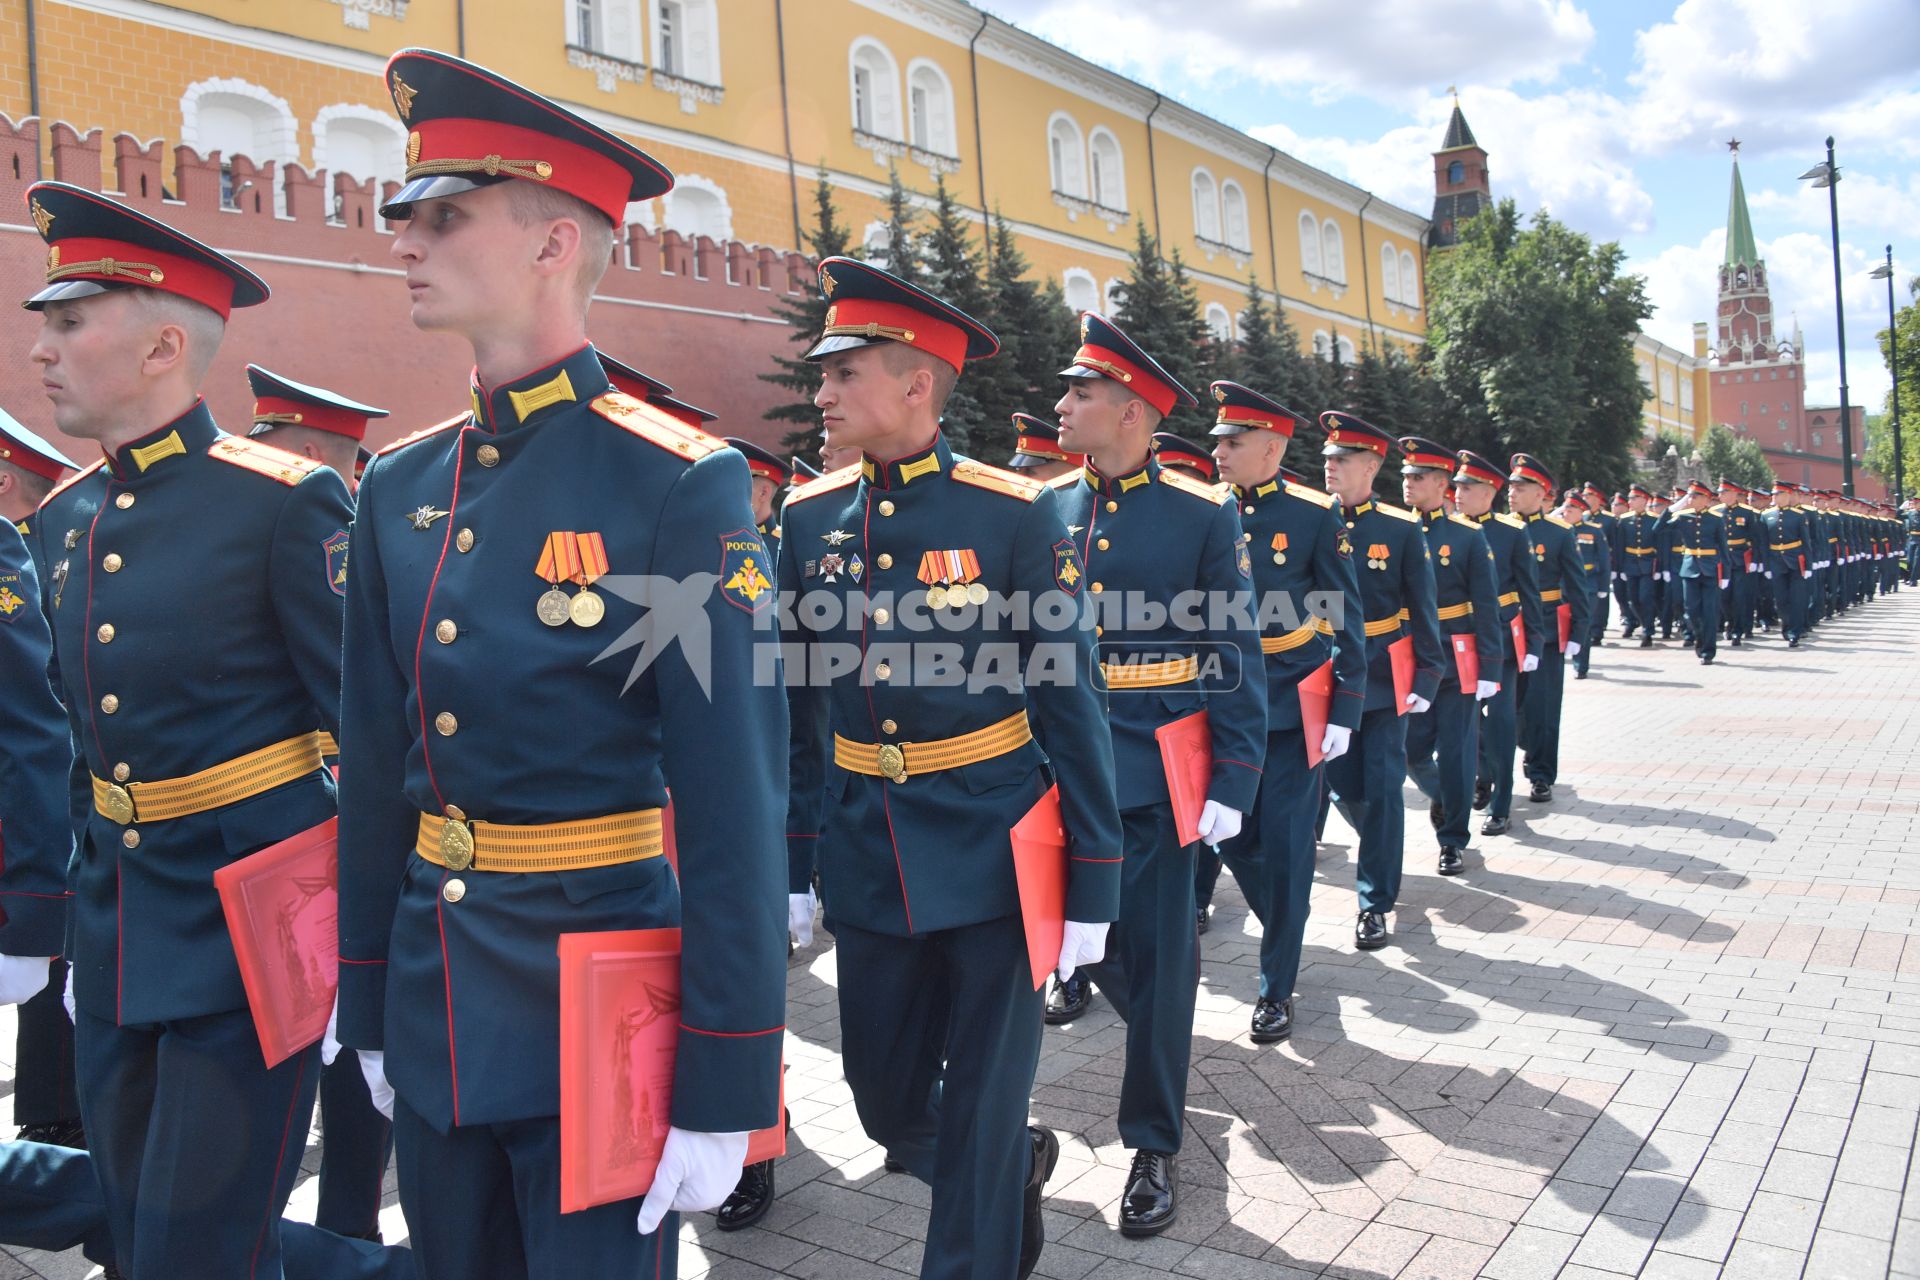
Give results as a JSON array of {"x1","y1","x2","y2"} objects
[
  {"x1": 866, "y1": 165, "x2": 924, "y2": 286},
  {"x1": 916, "y1": 175, "x2": 1001, "y2": 457},
  {"x1": 1229, "y1": 277, "x2": 1337, "y2": 471},
  {"x1": 762, "y1": 168, "x2": 851, "y2": 454},
  {"x1": 1424, "y1": 198, "x2": 1652, "y2": 493},
  {"x1": 979, "y1": 212, "x2": 1080, "y2": 459},
  {"x1": 1110, "y1": 222, "x2": 1218, "y2": 440},
  {"x1": 1697, "y1": 423, "x2": 1774, "y2": 490},
  {"x1": 1644, "y1": 428, "x2": 1691, "y2": 493},
  {"x1": 1866, "y1": 272, "x2": 1920, "y2": 500}
]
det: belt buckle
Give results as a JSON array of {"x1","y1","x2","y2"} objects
[
  {"x1": 876, "y1": 744, "x2": 908, "y2": 784},
  {"x1": 100, "y1": 784, "x2": 135, "y2": 825},
  {"x1": 439, "y1": 818, "x2": 475, "y2": 871}
]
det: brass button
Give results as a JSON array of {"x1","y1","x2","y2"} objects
[
  {"x1": 876, "y1": 553, "x2": 893, "y2": 570},
  {"x1": 1105, "y1": 501, "x2": 1118, "y2": 513},
  {"x1": 1095, "y1": 625, "x2": 1104, "y2": 636},
  {"x1": 112, "y1": 763, "x2": 130, "y2": 782},
  {"x1": 96, "y1": 624, "x2": 115, "y2": 643},
  {"x1": 102, "y1": 553, "x2": 123, "y2": 573},
  {"x1": 873, "y1": 607, "x2": 891, "y2": 626},
  {"x1": 442, "y1": 878, "x2": 466, "y2": 903},
  {"x1": 878, "y1": 500, "x2": 895, "y2": 516},
  {"x1": 444, "y1": 803, "x2": 466, "y2": 822},
  {"x1": 456, "y1": 528, "x2": 475, "y2": 553},
  {"x1": 1244, "y1": 504, "x2": 1255, "y2": 515},
  {"x1": 476, "y1": 444, "x2": 500, "y2": 467},
  {"x1": 436, "y1": 619, "x2": 458, "y2": 644},
  {"x1": 1096, "y1": 538, "x2": 1110, "y2": 551},
  {"x1": 115, "y1": 493, "x2": 135, "y2": 510},
  {"x1": 874, "y1": 662, "x2": 892, "y2": 680},
  {"x1": 122, "y1": 829, "x2": 140, "y2": 849},
  {"x1": 100, "y1": 694, "x2": 119, "y2": 714},
  {"x1": 882, "y1": 718, "x2": 898, "y2": 734},
  {"x1": 1091, "y1": 582, "x2": 1104, "y2": 594},
  {"x1": 435, "y1": 712, "x2": 458, "y2": 736}
]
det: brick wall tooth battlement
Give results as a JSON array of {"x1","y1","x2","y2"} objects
[{"x1": 1, "y1": 111, "x2": 813, "y2": 307}]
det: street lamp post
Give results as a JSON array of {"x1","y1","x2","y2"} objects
[
  {"x1": 1869, "y1": 247, "x2": 1904, "y2": 503},
  {"x1": 1801, "y1": 137, "x2": 1854, "y2": 497}
]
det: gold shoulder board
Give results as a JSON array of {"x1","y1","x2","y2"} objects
[
  {"x1": 951, "y1": 459, "x2": 1044, "y2": 503},
  {"x1": 588, "y1": 392, "x2": 726, "y2": 462},
  {"x1": 209, "y1": 437, "x2": 324, "y2": 486}
]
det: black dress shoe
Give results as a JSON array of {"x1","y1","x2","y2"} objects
[
  {"x1": 1019, "y1": 1126, "x2": 1060, "y2": 1278},
  {"x1": 1045, "y1": 972, "x2": 1093, "y2": 1024},
  {"x1": 1730, "y1": 636, "x2": 1742, "y2": 647},
  {"x1": 715, "y1": 1158, "x2": 775, "y2": 1232},
  {"x1": 1438, "y1": 846, "x2": 1464, "y2": 876},
  {"x1": 1196, "y1": 903, "x2": 1212, "y2": 935},
  {"x1": 1701, "y1": 655, "x2": 1713, "y2": 665},
  {"x1": 1528, "y1": 782, "x2": 1552, "y2": 803},
  {"x1": 1355, "y1": 910, "x2": 1388, "y2": 950},
  {"x1": 883, "y1": 1156, "x2": 907, "y2": 1173},
  {"x1": 1119, "y1": 1150, "x2": 1178, "y2": 1236},
  {"x1": 1429, "y1": 800, "x2": 1443, "y2": 830},
  {"x1": 1639, "y1": 635, "x2": 1653, "y2": 648},
  {"x1": 1250, "y1": 996, "x2": 1293, "y2": 1043},
  {"x1": 1575, "y1": 669, "x2": 1588, "y2": 679},
  {"x1": 1481, "y1": 815, "x2": 1511, "y2": 836},
  {"x1": 1472, "y1": 781, "x2": 1492, "y2": 811}
]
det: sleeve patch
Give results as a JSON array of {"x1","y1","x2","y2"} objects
[
  {"x1": 1235, "y1": 534, "x2": 1252, "y2": 581},
  {"x1": 0, "y1": 571, "x2": 25, "y2": 622},
  {"x1": 324, "y1": 530, "x2": 351, "y2": 596},
  {"x1": 1052, "y1": 538, "x2": 1084, "y2": 595},
  {"x1": 719, "y1": 528, "x2": 774, "y2": 614}
]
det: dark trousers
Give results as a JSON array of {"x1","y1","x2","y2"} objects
[
  {"x1": 1586, "y1": 582, "x2": 1610, "y2": 649},
  {"x1": 74, "y1": 1006, "x2": 320, "y2": 1279},
  {"x1": 1624, "y1": 573, "x2": 1655, "y2": 637},
  {"x1": 1612, "y1": 574, "x2": 1636, "y2": 633},
  {"x1": 1408, "y1": 683, "x2": 1478, "y2": 849},
  {"x1": 1905, "y1": 540, "x2": 1919, "y2": 585},
  {"x1": 1682, "y1": 574, "x2": 1722, "y2": 660},
  {"x1": 835, "y1": 913, "x2": 1045, "y2": 1280},
  {"x1": 1476, "y1": 653, "x2": 1522, "y2": 820},
  {"x1": 316, "y1": 1053, "x2": 395, "y2": 1238},
  {"x1": 393, "y1": 1097, "x2": 668, "y2": 1280},
  {"x1": 1326, "y1": 706, "x2": 1409, "y2": 915},
  {"x1": 12, "y1": 959, "x2": 79, "y2": 1128},
  {"x1": 1772, "y1": 570, "x2": 1808, "y2": 642},
  {"x1": 1725, "y1": 567, "x2": 1755, "y2": 640},
  {"x1": 1212, "y1": 728, "x2": 1321, "y2": 1002},
  {"x1": 0, "y1": 1140, "x2": 414, "y2": 1280},
  {"x1": 1518, "y1": 650, "x2": 1567, "y2": 787},
  {"x1": 1080, "y1": 803, "x2": 1197, "y2": 1155}
]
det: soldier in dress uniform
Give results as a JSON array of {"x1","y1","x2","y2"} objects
[
  {"x1": 1044, "y1": 313, "x2": 1263, "y2": 1237},
  {"x1": 1714, "y1": 479, "x2": 1762, "y2": 647},
  {"x1": 1397, "y1": 438, "x2": 1501, "y2": 877},
  {"x1": 780, "y1": 257, "x2": 1121, "y2": 1277},
  {"x1": 18, "y1": 179, "x2": 353, "y2": 1278},
  {"x1": 1003, "y1": 413, "x2": 1083, "y2": 482},
  {"x1": 1579, "y1": 482, "x2": 1614, "y2": 653},
  {"x1": 1508, "y1": 454, "x2": 1590, "y2": 806},
  {"x1": 1564, "y1": 490, "x2": 1610, "y2": 680},
  {"x1": 1201, "y1": 382, "x2": 1364, "y2": 1042},
  {"x1": 1456, "y1": 451, "x2": 1542, "y2": 838},
  {"x1": 0, "y1": 412, "x2": 87, "y2": 1156},
  {"x1": 1762, "y1": 480, "x2": 1814, "y2": 647},
  {"x1": 1667, "y1": 480, "x2": 1733, "y2": 665},
  {"x1": 1903, "y1": 498, "x2": 1920, "y2": 587},
  {"x1": 1150, "y1": 431, "x2": 1218, "y2": 483},
  {"x1": 725, "y1": 437, "x2": 790, "y2": 550},
  {"x1": 1616, "y1": 484, "x2": 1661, "y2": 645},
  {"x1": 333, "y1": 50, "x2": 788, "y2": 1279},
  {"x1": 1317, "y1": 414, "x2": 1443, "y2": 949}
]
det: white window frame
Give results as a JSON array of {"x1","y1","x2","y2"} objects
[
  {"x1": 1312, "y1": 330, "x2": 1332, "y2": 360},
  {"x1": 566, "y1": 0, "x2": 644, "y2": 62},
  {"x1": 651, "y1": 0, "x2": 720, "y2": 83},
  {"x1": 1220, "y1": 179, "x2": 1249, "y2": 252},
  {"x1": 1061, "y1": 267, "x2": 1099, "y2": 315},
  {"x1": 1191, "y1": 167, "x2": 1220, "y2": 243},
  {"x1": 1204, "y1": 302, "x2": 1233, "y2": 344},
  {"x1": 1335, "y1": 335, "x2": 1356, "y2": 365},
  {"x1": 1047, "y1": 111, "x2": 1086, "y2": 198},
  {"x1": 1298, "y1": 210, "x2": 1322, "y2": 277},
  {"x1": 1321, "y1": 218, "x2": 1346, "y2": 285},
  {"x1": 312, "y1": 103, "x2": 408, "y2": 192},
  {"x1": 1104, "y1": 277, "x2": 1127, "y2": 313},
  {"x1": 1380, "y1": 240, "x2": 1401, "y2": 302},
  {"x1": 180, "y1": 78, "x2": 298, "y2": 216},
  {"x1": 659, "y1": 173, "x2": 732, "y2": 241},
  {"x1": 905, "y1": 58, "x2": 955, "y2": 157},
  {"x1": 848, "y1": 38, "x2": 903, "y2": 140},
  {"x1": 1087, "y1": 126, "x2": 1125, "y2": 212},
  {"x1": 1399, "y1": 249, "x2": 1418, "y2": 307}
]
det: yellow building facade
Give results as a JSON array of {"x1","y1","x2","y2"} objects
[
  {"x1": 1, "y1": 0, "x2": 1428, "y2": 361},
  {"x1": 1632, "y1": 325, "x2": 1713, "y2": 443}
]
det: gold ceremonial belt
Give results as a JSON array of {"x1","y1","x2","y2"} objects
[
  {"x1": 834, "y1": 711, "x2": 1033, "y2": 784},
  {"x1": 1771, "y1": 541, "x2": 1801, "y2": 550},
  {"x1": 1436, "y1": 601, "x2": 1474, "y2": 621},
  {"x1": 1363, "y1": 614, "x2": 1405, "y2": 638},
  {"x1": 1625, "y1": 547, "x2": 1657, "y2": 555},
  {"x1": 1683, "y1": 549, "x2": 1718, "y2": 556},
  {"x1": 1102, "y1": 655, "x2": 1201, "y2": 688},
  {"x1": 1261, "y1": 619, "x2": 1333, "y2": 654},
  {"x1": 1728, "y1": 539, "x2": 1749, "y2": 546},
  {"x1": 1497, "y1": 591, "x2": 1520, "y2": 606},
  {"x1": 1540, "y1": 589, "x2": 1564, "y2": 602},
  {"x1": 92, "y1": 732, "x2": 325, "y2": 825},
  {"x1": 416, "y1": 809, "x2": 664, "y2": 873},
  {"x1": 318, "y1": 733, "x2": 339, "y2": 758}
]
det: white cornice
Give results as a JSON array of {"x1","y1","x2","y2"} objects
[{"x1": 49, "y1": 0, "x2": 385, "y2": 74}]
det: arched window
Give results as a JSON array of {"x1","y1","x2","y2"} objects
[
  {"x1": 1062, "y1": 267, "x2": 1098, "y2": 314},
  {"x1": 1380, "y1": 242, "x2": 1401, "y2": 302},
  {"x1": 1399, "y1": 250, "x2": 1418, "y2": 306},
  {"x1": 180, "y1": 79, "x2": 298, "y2": 212},
  {"x1": 1298, "y1": 211, "x2": 1322, "y2": 277},
  {"x1": 906, "y1": 59, "x2": 955, "y2": 156},
  {"x1": 1104, "y1": 278, "x2": 1127, "y2": 313},
  {"x1": 1204, "y1": 302, "x2": 1233, "y2": 344},
  {"x1": 660, "y1": 174, "x2": 732, "y2": 240},
  {"x1": 313, "y1": 105, "x2": 407, "y2": 190},
  {"x1": 849, "y1": 39, "x2": 902, "y2": 139},
  {"x1": 653, "y1": 0, "x2": 720, "y2": 82},
  {"x1": 1312, "y1": 330, "x2": 1332, "y2": 359},
  {"x1": 1335, "y1": 336, "x2": 1356, "y2": 365},
  {"x1": 1191, "y1": 168, "x2": 1220, "y2": 242},
  {"x1": 567, "y1": 0, "x2": 644, "y2": 60},
  {"x1": 1447, "y1": 159, "x2": 1464, "y2": 185},
  {"x1": 1220, "y1": 180, "x2": 1249, "y2": 251},
  {"x1": 1088, "y1": 127, "x2": 1125, "y2": 211},
  {"x1": 1047, "y1": 112, "x2": 1085, "y2": 197},
  {"x1": 1321, "y1": 219, "x2": 1346, "y2": 284},
  {"x1": 861, "y1": 220, "x2": 894, "y2": 267}
]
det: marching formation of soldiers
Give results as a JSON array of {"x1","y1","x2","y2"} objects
[{"x1": 0, "y1": 45, "x2": 1912, "y2": 1280}]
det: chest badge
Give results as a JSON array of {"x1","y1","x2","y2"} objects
[
  {"x1": 534, "y1": 531, "x2": 610, "y2": 627},
  {"x1": 1438, "y1": 541, "x2": 1452, "y2": 565},
  {"x1": 815, "y1": 552, "x2": 846, "y2": 582},
  {"x1": 822, "y1": 528, "x2": 854, "y2": 547},
  {"x1": 1367, "y1": 543, "x2": 1391, "y2": 570},
  {"x1": 1271, "y1": 532, "x2": 1288, "y2": 565},
  {"x1": 407, "y1": 505, "x2": 451, "y2": 531},
  {"x1": 918, "y1": 548, "x2": 985, "y2": 609},
  {"x1": 50, "y1": 559, "x2": 69, "y2": 610}
]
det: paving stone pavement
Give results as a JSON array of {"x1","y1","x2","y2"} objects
[{"x1": 4, "y1": 592, "x2": 1917, "y2": 1279}]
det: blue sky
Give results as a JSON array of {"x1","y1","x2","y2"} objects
[{"x1": 981, "y1": 0, "x2": 1919, "y2": 412}]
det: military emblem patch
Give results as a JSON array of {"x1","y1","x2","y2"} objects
[
  {"x1": 1052, "y1": 539, "x2": 1083, "y2": 595},
  {"x1": 1235, "y1": 535, "x2": 1252, "y2": 580},
  {"x1": 1337, "y1": 531, "x2": 1353, "y2": 559},
  {"x1": 718, "y1": 528, "x2": 773, "y2": 613},
  {"x1": 324, "y1": 530, "x2": 350, "y2": 597},
  {"x1": 0, "y1": 573, "x2": 23, "y2": 622}
]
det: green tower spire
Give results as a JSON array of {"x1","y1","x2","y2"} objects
[{"x1": 1724, "y1": 160, "x2": 1760, "y2": 268}]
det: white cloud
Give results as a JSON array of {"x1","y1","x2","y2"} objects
[
  {"x1": 980, "y1": 0, "x2": 1594, "y2": 107},
  {"x1": 1747, "y1": 172, "x2": 1920, "y2": 240}
]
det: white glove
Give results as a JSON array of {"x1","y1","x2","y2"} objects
[
  {"x1": 358, "y1": 1049, "x2": 395, "y2": 1120},
  {"x1": 1319, "y1": 724, "x2": 1352, "y2": 763},
  {"x1": 1521, "y1": 653, "x2": 1541, "y2": 673},
  {"x1": 63, "y1": 967, "x2": 74, "y2": 1022},
  {"x1": 0, "y1": 956, "x2": 52, "y2": 1006},
  {"x1": 788, "y1": 891, "x2": 817, "y2": 949},
  {"x1": 1195, "y1": 800, "x2": 1242, "y2": 845},
  {"x1": 1406, "y1": 693, "x2": 1432, "y2": 715},
  {"x1": 636, "y1": 1128, "x2": 752, "y2": 1235},
  {"x1": 1475, "y1": 679, "x2": 1500, "y2": 701},
  {"x1": 1056, "y1": 920, "x2": 1109, "y2": 983},
  {"x1": 1565, "y1": 641, "x2": 1582, "y2": 659},
  {"x1": 321, "y1": 996, "x2": 341, "y2": 1066}
]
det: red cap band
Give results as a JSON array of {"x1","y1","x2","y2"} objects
[
  {"x1": 1073, "y1": 343, "x2": 1179, "y2": 417},
  {"x1": 406, "y1": 117, "x2": 632, "y2": 224},
  {"x1": 1402, "y1": 445, "x2": 1454, "y2": 470},
  {"x1": 822, "y1": 297, "x2": 969, "y2": 373},
  {"x1": 1455, "y1": 459, "x2": 1505, "y2": 487},
  {"x1": 47, "y1": 235, "x2": 239, "y2": 318},
  {"x1": 1215, "y1": 405, "x2": 1297, "y2": 437},
  {"x1": 1510, "y1": 462, "x2": 1553, "y2": 488},
  {"x1": 252, "y1": 394, "x2": 371, "y2": 441},
  {"x1": 1326, "y1": 424, "x2": 1389, "y2": 456}
]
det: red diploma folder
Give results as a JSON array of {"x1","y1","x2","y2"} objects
[
  {"x1": 1298, "y1": 659, "x2": 1333, "y2": 768},
  {"x1": 1010, "y1": 786, "x2": 1067, "y2": 991},
  {"x1": 1510, "y1": 613, "x2": 1527, "y2": 662},
  {"x1": 1556, "y1": 603, "x2": 1573, "y2": 652},
  {"x1": 1388, "y1": 635, "x2": 1415, "y2": 716},
  {"x1": 558, "y1": 928, "x2": 784, "y2": 1214},
  {"x1": 1154, "y1": 710, "x2": 1213, "y2": 846},
  {"x1": 213, "y1": 817, "x2": 339, "y2": 1068},
  {"x1": 1450, "y1": 634, "x2": 1480, "y2": 688}
]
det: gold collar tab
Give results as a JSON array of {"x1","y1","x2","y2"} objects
[{"x1": 129, "y1": 430, "x2": 187, "y2": 473}]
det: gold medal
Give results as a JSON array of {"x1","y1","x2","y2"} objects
[
  {"x1": 569, "y1": 588, "x2": 605, "y2": 627},
  {"x1": 966, "y1": 582, "x2": 990, "y2": 606},
  {"x1": 1274, "y1": 552, "x2": 1287, "y2": 565},
  {"x1": 537, "y1": 588, "x2": 571, "y2": 626},
  {"x1": 926, "y1": 585, "x2": 950, "y2": 609}
]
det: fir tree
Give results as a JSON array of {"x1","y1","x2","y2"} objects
[
  {"x1": 916, "y1": 176, "x2": 999, "y2": 456},
  {"x1": 863, "y1": 166, "x2": 923, "y2": 285},
  {"x1": 762, "y1": 169, "x2": 851, "y2": 454},
  {"x1": 979, "y1": 212, "x2": 1079, "y2": 457},
  {"x1": 1110, "y1": 222, "x2": 1215, "y2": 439},
  {"x1": 1230, "y1": 276, "x2": 1336, "y2": 469}
]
